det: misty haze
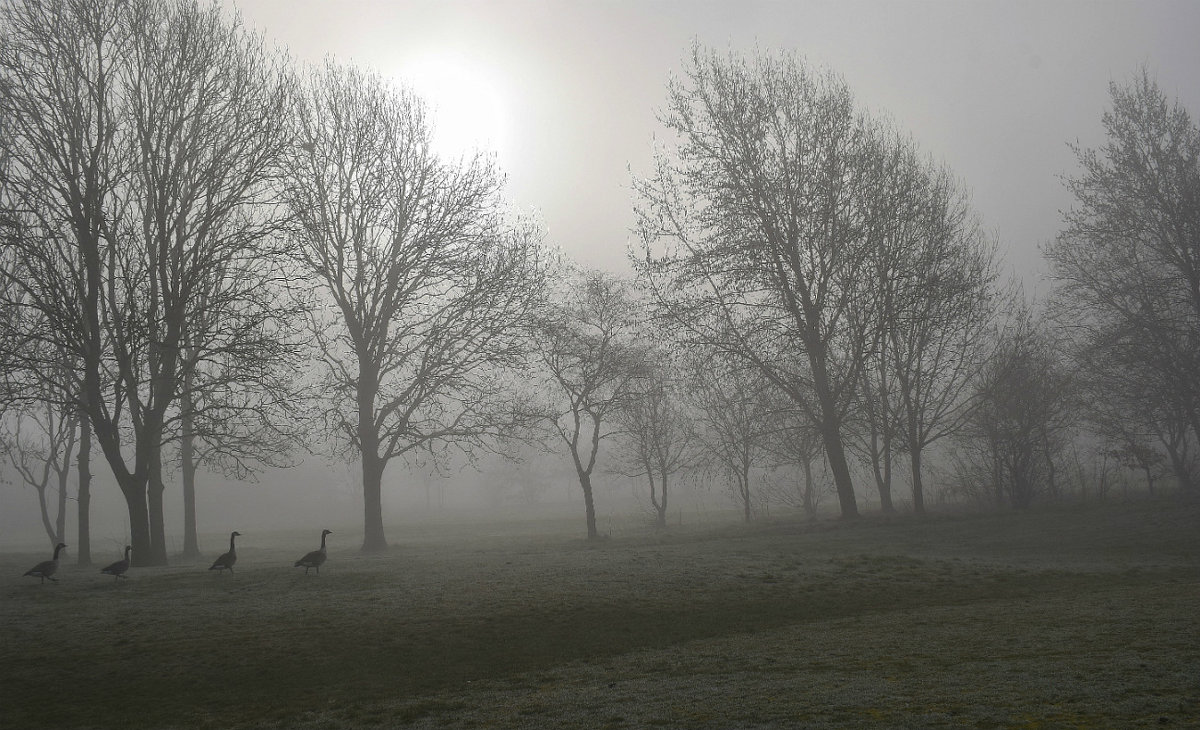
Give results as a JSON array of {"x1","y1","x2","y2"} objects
[{"x1": 1, "y1": 1, "x2": 1198, "y2": 728}]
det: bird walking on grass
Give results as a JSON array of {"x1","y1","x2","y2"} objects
[
  {"x1": 101, "y1": 545, "x2": 132, "y2": 580},
  {"x1": 24, "y1": 543, "x2": 67, "y2": 584},
  {"x1": 209, "y1": 531, "x2": 241, "y2": 574},
  {"x1": 294, "y1": 529, "x2": 332, "y2": 575}
]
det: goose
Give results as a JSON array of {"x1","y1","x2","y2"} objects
[
  {"x1": 24, "y1": 543, "x2": 67, "y2": 584},
  {"x1": 100, "y1": 545, "x2": 132, "y2": 580},
  {"x1": 208, "y1": 531, "x2": 241, "y2": 573},
  {"x1": 294, "y1": 529, "x2": 332, "y2": 575}
]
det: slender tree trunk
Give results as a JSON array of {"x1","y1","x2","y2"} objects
[
  {"x1": 35, "y1": 476, "x2": 57, "y2": 549},
  {"x1": 55, "y1": 457, "x2": 69, "y2": 544},
  {"x1": 180, "y1": 376, "x2": 201, "y2": 560},
  {"x1": 910, "y1": 443, "x2": 926, "y2": 516},
  {"x1": 740, "y1": 456, "x2": 752, "y2": 522},
  {"x1": 801, "y1": 457, "x2": 816, "y2": 518},
  {"x1": 77, "y1": 409, "x2": 91, "y2": 566},
  {"x1": 578, "y1": 469, "x2": 598, "y2": 539},
  {"x1": 657, "y1": 472, "x2": 669, "y2": 528},
  {"x1": 181, "y1": 432, "x2": 200, "y2": 559},
  {"x1": 871, "y1": 430, "x2": 895, "y2": 514}
]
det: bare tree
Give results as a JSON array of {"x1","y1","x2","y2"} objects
[
  {"x1": 965, "y1": 309, "x2": 1075, "y2": 509},
  {"x1": 1046, "y1": 69, "x2": 1200, "y2": 494},
  {"x1": 612, "y1": 349, "x2": 696, "y2": 527},
  {"x1": 287, "y1": 61, "x2": 547, "y2": 552},
  {"x1": 2, "y1": 398, "x2": 78, "y2": 549},
  {"x1": 0, "y1": 0, "x2": 295, "y2": 564},
  {"x1": 688, "y1": 354, "x2": 776, "y2": 522},
  {"x1": 534, "y1": 270, "x2": 647, "y2": 539},
  {"x1": 880, "y1": 160, "x2": 1000, "y2": 515},
  {"x1": 634, "y1": 46, "x2": 911, "y2": 519},
  {"x1": 761, "y1": 403, "x2": 826, "y2": 518}
]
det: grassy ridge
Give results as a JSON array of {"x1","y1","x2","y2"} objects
[{"x1": 2, "y1": 497, "x2": 1198, "y2": 729}]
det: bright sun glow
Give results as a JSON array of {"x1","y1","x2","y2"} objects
[{"x1": 400, "y1": 52, "x2": 511, "y2": 163}]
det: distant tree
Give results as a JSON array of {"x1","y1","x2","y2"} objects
[
  {"x1": 612, "y1": 349, "x2": 696, "y2": 527},
  {"x1": 635, "y1": 45, "x2": 921, "y2": 519},
  {"x1": 688, "y1": 354, "x2": 776, "y2": 522},
  {"x1": 1045, "y1": 70, "x2": 1200, "y2": 494},
  {"x1": 2, "y1": 391, "x2": 78, "y2": 549},
  {"x1": 877, "y1": 159, "x2": 1000, "y2": 515},
  {"x1": 534, "y1": 271, "x2": 647, "y2": 539},
  {"x1": 761, "y1": 403, "x2": 825, "y2": 519},
  {"x1": 965, "y1": 310, "x2": 1075, "y2": 509},
  {"x1": 286, "y1": 61, "x2": 547, "y2": 552}
]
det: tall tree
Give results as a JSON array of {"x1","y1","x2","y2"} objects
[
  {"x1": 1046, "y1": 70, "x2": 1200, "y2": 493},
  {"x1": 534, "y1": 271, "x2": 646, "y2": 539},
  {"x1": 635, "y1": 45, "x2": 907, "y2": 519},
  {"x1": 0, "y1": 0, "x2": 294, "y2": 564},
  {"x1": 874, "y1": 152, "x2": 1000, "y2": 515},
  {"x1": 287, "y1": 61, "x2": 546, "y2": 552}
]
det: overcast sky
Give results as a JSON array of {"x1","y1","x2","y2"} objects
[{"x1": 224, "y1": 0, "x2": 1199, "y2": 287}]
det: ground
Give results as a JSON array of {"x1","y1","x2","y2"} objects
[{"x1": 2, "y1": 497, "x2": 1198, "y2": 729}]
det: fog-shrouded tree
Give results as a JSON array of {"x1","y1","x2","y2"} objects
[
  {"x1": 534, "y1": 270, "x2": 647, "y2": 539},
  {"x1": 875, "y1": 155, "x2": 1000, "y2": 515},
  {"x1": 688, "y1": 353, "x2": 777, "y2": 522},
  {"x1": 611, "y1": 347, "x2": 696, "y2": 528},
  {"x1": 286, "y1": 60, "x2": 548, "y2": 552},
  {"x1": 1045, "y1": 70, "x2": 1200, "y2": 494},
  {"x1": 761, "y1": 403, "x2": 825, "y2": 518},
  {"x1": 633, "y1": 45, "x2": 925, "y2": 520},
  {"x1": 2, "y1": 387, "x2": 78, "y2": 550},
  {"x1": 964, "y1": 308, "x2": 1075, "y2": 509},
  {"x1": 0, "y1": 0, "x2": 295, "y2": 565}
]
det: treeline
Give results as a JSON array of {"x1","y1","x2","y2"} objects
[{"x1": 0, "y1": 2, "x2": 1194, "y2": 562}]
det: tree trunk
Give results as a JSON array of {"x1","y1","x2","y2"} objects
[
  {"x1": 872, "y1": 440, "x2": 895, "y2": 514},
  {"x1": 35, "y1": 475, "x2": 57, "y2": 549},
  {"x1": 647, "y1": 470, "x2": 666, "y2": 528},
  {"x1": 740, "y1": 462, "x2": 752, "y2": 522},
  {"x1": 76, "y1": 410, "x2": 91, "y2": 566},
  {"x1": 117, "y1": 475, "x2": 154, "y2": 567},
  {"x1": 809, "y1": 353, "x2": 859, "y2": 519},
  {"x1": 821, "y1": 424, "x2": 858, "y2": 518},
  {"x1": 800, "y1": 457, "x2": 816, "y2": 518},
  {"x1": 868, "y1": 408, "x2": 896, "y2": 514},
  {"x1": 578, "y1": 469, "x2": 599, "y2": 539},
  {"x1": 361, "y1": 451, "x2": 388, "y2": 552},
  {"x1": 147, "y1": 451, "x2": 169, "y2": 565},
  {"x1": 910, "y1": 443, "x2": 926, "y2": 516},
  {"x1": 55, "y1": 456, "x2": 69, "y2": 544},
  {"x1": 180, "y1": 380, "x2": 201, "y2": 560},
  {"x1": 181, "y1": 432, "x2": 200, "y2": 559},
  {"x1": 656, "y1": 472, "x2": 669, "y2": 528}
]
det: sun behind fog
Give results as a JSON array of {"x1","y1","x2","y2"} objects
[{"x1": 399, "y1": 51, "x2": 511, "y2": 164}]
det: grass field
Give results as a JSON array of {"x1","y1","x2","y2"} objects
[{"x1": 2, "y1": 498, "x2": 1198, "y2": 729}]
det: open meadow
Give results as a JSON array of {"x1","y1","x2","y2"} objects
[{"x1": 3, "y1": 498, "x2": 1198, "y2": 729}]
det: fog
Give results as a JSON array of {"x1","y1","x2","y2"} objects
[{"x1": 3, "y1": 1, "x2": 1198, "y2": 551}]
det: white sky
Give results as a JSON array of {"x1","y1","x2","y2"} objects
[{"x1": 228, "y1": 0, "x2": 1200, "y2": 285}]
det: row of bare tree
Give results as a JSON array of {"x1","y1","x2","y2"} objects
[{"x1": 1, "y1": 2, "x2": 1194, "y2": 562}]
